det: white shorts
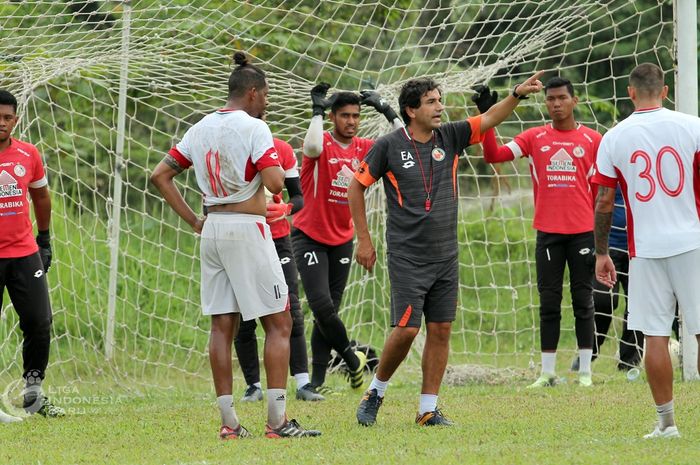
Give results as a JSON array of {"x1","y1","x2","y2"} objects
[
  {"x1": 200, "y1": 213, "x2": 288, "y2": 320},
  {"x1": 628, "y1": 247, "x2": 700, "y2": 336}
]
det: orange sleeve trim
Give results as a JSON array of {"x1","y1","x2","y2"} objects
[
  {"x1": 354, "y1": 160, "x2": 377, "y2": 187},
  {"x1": 385, "y1": 170, "x2": 403, "y2": 207},
  {"x1": 398, "y1": 304, "x2": 413, "y2": 327},
  {"x1": 467, "y1": 115, "x2": 483, "y2": 145},
  {"x1": 452, "y1": 155, "x2": 459, "y2": 198}
]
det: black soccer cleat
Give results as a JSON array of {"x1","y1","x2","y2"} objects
[
  {"x1": 296, "y1": 383, "x2": 325, "y2": 402},
  {"x1": 356, "y1": 388, "x2": 383, "y2": 426},
  {"x1": 415, "y1": 408, "x2": 454, "y2": 426},
  {"x1": 265, "y1": 418, "x2": 321, "y2": 438}
]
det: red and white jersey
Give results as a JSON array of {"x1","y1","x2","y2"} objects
[
  {"x1": 168, "y1": 109, "x2": 281, "y2": 206},
  {"x1": 507, "y1": 124, "x2": 601, "y2": 234},
  {"x1": 269, "y1": 138, "x2": 298, "y2": 240},
  {"x1": 293, "y1": 132, "x2": 373, "y2": 245},
  {"x1": 0, "y1": 138, "x2": 48, "y2": 258},
  {"x1": 592, "y1": 107, "x2": 700, "y2": 258}
]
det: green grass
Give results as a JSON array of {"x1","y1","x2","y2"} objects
[{"x1": 1, "y1": 371, "x2": 699, "y2": 465}]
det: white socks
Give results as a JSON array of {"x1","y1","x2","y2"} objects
[
  {"x1": 368, "y1": 375, "x2": 389, "y2": 397},
  {"x1": 267, "y1": 388, "x2": 287, "y2": 428},
  {"x1": 216, "y1": 395, "x2": 239, "y2": 428},
  {"x1": 418, "y1": 394, "x2": 438, "y2": 415},
  {"x1": 656, "y1": 399, "x2": 675, "y2": 429},
  {"x1": 294, "y1": 373, "x2": 310, "y2": 390},
  {"x1": 578, "y1": 348, "x2": 593, "y2": 374},
  {"x1": 541, "y1": 352, "x2": 557, "y2": 375}
]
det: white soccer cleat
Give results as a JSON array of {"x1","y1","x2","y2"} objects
[
  {"x1": 643, "y1": 424, "x2": 680, "y2": 439},
  {"x1": 0, "y1": 409, "x2": 23, "y2": 423}
]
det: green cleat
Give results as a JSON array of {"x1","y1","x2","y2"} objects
[
  {"x1": 578, "y1": 372, "x2": 593, "y2": 387},
  {"x1": 526, "y1": 374, "x2": 557, "y2": 389},
  {"x1": 346, "y1": 351, "x2": 367, "y2": 389}
]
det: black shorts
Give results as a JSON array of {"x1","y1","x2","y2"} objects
[
  {"x1": 388, "y1": 254, "x2": 458, "y2": 328},
  {"x1": 0, "y1": 252, "x2": 52, "y2": 321}
]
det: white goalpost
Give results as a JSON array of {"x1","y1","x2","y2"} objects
[{"x1": 0, "y1": 0, "x2": 693, "y2": 389}]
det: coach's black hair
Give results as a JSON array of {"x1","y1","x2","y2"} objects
[
  {"x1": 544, "y1": 76, "x2": 574, "y2": 97},
  {"x1": 330, "y1": 91, "x2": 361, "y2": 113},
  {"x1": 629, "y1": 63, "x2": 665, "y2": 98},
  {"x1": 398, "y1": 78, "x2": 441, "y2": 125},
  {"x1": 227, "y1": 52, "x2": 267, "y2": 99},
  {"x1": 0, "y1": 90, "x2": 18, "y2": 113}
]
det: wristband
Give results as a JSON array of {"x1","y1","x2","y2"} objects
[{"x1": 512, "y1": 85, "x2": 529, "y2": 100}]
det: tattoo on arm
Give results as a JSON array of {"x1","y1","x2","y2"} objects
[
  {"x1": 594, "y1": 187, "x2": 614, "y2": 255},
  {"x1": 163, "y1": 155, "x2": 184, "y2": 174},
  {"x1": 594, "y1": 211, "x2": 612, "y2": 255}
]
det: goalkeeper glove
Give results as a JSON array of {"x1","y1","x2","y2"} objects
[
  {"x1": 471, "y1": 85, "x2": 499, "y2": 113},
  {"x1": 360, "y1": 90, "x2": 399, "y2": 123},
  {"x1": 266, "y1": 194, "x2": 292, "y2": 223},
  {"x1": 311, "y1": 82, "x2": 337, "y2": 117},
  {"x1": 36, "y1": 230, "x2": 52, "y2": 273}
]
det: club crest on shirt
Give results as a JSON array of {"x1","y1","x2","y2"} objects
[
  {"x1": 431, "y1": 147, "x2": 446, "y2": 161},
  {"x1": 546, "y1": 149, "x2": 576, "y2": 172},
  {"x1": 351, "y1": 158, "x2": 360, "y2": 170},
  {"x1": 573, "y1": 146, "x2": 585, "y2": 158},
  {"x1": 0, "y1": 170, "x2": 23, "y2": 198},
  {"x1": 14, "y1": 164, "x2": 26, "y2": 177}
]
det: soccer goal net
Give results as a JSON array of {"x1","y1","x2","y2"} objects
[{"x1": 0, "y1": 0, "x2": 679, "y2": 390}]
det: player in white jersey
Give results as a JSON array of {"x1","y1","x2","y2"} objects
[
  {"x1": 150, "y1": 52, "x2": 320, "y2": 439},
  {"x1": 592, "y1": 63, "x2": 700, "y2": 439}
]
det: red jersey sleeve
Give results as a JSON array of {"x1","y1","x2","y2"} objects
[
  {"x1": 482, "y1": 128, "x2": 515, "y2": 163},
  {"x1": 29, "y1": 145, "x2": 48, "y2": 188},
  {"x1": 273, "y1": 138, "x2": 298, "y2": 172}
]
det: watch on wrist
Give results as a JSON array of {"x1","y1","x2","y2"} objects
[{"x1": 512, "y1": 85, "x2": 529, "y2": 100}]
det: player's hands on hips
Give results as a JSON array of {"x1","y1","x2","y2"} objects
[
  {"x1": 514, "y1": 70, "x2": 544, "y2": 98},
  {"x1": 595, "y1": 254, "x2": 617, "y2": 288},
  {"x1": 35, "y1": 230, "x2": 52, "y2": 273},
  {"x1": 311, "y1": 82, "x2": 337, "y2": 117},
  {"x1": 355, "y1": 238, "x2": 376, "y2": 273},
  {"x1": 471, "y1": 85, "x2": 498, "y2": 113},
  {"x1": 192, "y1": 216, "x2": 206, "y2": 234},
  {"x1": 266, "y1": 194, "x2": 292, "y2": 223}
]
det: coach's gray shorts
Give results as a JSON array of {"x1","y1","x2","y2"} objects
[{"x1": 388, "y1": 253, "x2": 458, "y2": 328}]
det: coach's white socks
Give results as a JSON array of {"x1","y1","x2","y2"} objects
[
  {"x1": 541, "y1": 352, "x2": 557, "y2": 375},
  {"x1": 216, "y1": 395, "x2": 239, "y2": 428},
  {"x1": 294, "y1": 373, "x2": 310, "y2": 390},
  {"x1": 656, "y1": 399, "x2": 675, "y2": 429},
  {"x1": 368, "y1": 375, "x2": 388, "y2": 397},
  {"x1": 578, "y1": 349, "x2": 593, "y2": 374},
  {"x1": 267, "y1": 388, "x2": 287, "y2": 428},
  {"x1": 418, "y1": 394, "x2": 438, "y2": 415}
]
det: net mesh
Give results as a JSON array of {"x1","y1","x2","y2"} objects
[{"x1": 0, "y1": 0, "x2": 675, "y2": 389}]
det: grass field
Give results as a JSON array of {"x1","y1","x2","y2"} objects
[{"x1": 1, "y1": 369, "x2": 700, "y2": 465}]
